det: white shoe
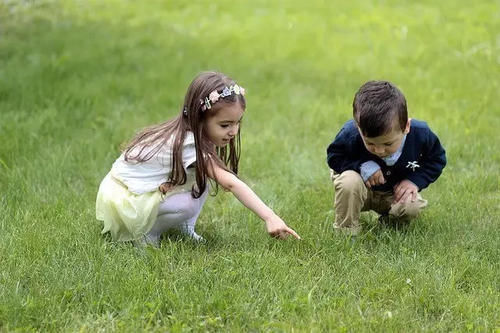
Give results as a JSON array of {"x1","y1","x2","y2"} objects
[
  {"x1": 180, "y1": 225, "x2": 205, "y2": 242},
  {"x1": 137, "y1": 234, "x2": 160, "y2": 248}
]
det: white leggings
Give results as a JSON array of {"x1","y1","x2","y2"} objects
[{"x1": 146, "y1": 188, "x2": 209, "y2": 243}]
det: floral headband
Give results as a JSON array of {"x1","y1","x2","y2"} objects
[
  {"x1": 183, "y1": 84, "x2": 246, "y2": 116},
  {"x1": 201, "y1": 84, "x2": 246, "y2": 111}
]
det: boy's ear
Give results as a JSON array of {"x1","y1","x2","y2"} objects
[
  {"x1": 404, "y1": 118, "x2": 411, "y2": 134},
  {"x1": 355, "y1": 124, "x2": 364, "y2": 137}
]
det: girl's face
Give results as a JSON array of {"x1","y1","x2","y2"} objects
[
  {"x1": 203, "y1": 103, "x2": 244, "y2": 147},
  {"x1": 358, "y1": 119, "x2": 410, "y2": 158}
]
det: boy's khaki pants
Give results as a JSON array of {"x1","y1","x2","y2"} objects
[{"x1": 331, "y1": 170, "x2": 428, "y2": 234}]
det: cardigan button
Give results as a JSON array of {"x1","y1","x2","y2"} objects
[{"x1": 386, "y1": 170, "x2": 392, "y2": 176}]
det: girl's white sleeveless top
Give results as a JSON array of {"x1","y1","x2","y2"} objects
[{"x1": 110, "y1": 132, "x2": 197, "y2": 195}]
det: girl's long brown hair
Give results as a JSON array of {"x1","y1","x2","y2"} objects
[{"x1": 123, "y1": 71, "x2": 246, "y2": 198}]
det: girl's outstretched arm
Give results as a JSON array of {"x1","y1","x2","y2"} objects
[{"x1": 207, "y1": 163, "x2": 301, "y2": 240}]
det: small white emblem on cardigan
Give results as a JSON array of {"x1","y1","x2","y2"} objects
[{"x1": 406, "y1": 161, "x2": 420, "y2": 171}]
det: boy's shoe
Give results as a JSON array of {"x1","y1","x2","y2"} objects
[
  {"x1": 378, "y1": 214, "x2": 410, "y2": 229},
  {"x1": 378, "y1": 214, "x2": 391, "y2": 225},
  {"x1": 333, "y1": 223, "x2": 361, "y2": 236}
]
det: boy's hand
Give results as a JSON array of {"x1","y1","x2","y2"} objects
[
  {"x1": 265, "y1": 215, "x2": 301, "y2": 240},
  {"x1": 393, "y1": 180, "x2": 419, "y2": 203},
  {"x1": 365, "y1": 169, "x2": 386, "y2": 188}
]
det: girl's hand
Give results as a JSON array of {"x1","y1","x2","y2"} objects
[
  {"x1": 393, "y1": 179, "x2": 418, "y2": 203},
  {"x1": 265, "y1": 214, "x2": 301, "y2": 240},
  {"x1": 159, "y1": 182, "x2": 174, "y2": 194}
]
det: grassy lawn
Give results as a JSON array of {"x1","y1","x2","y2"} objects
[{"x1": 1, "y1": 0, "x2": 499, "y2": 331}]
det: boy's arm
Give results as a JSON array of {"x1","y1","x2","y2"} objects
[
  {"x1": 326, "y1": 128, "x2": 362, "y2": 173},
  {"x1": 406, "y1": 128, "x2": 446, "y2": 191},
  {"x1": 207, "y1": 161, "x2": 301, "y2": 240}
]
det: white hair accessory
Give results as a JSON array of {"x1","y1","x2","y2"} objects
[{"x1": 200, "y1": 84, "x2": 245, "y2": 111}]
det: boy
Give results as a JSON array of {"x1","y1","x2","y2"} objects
[{"x1": 326, "y1": 81, "x2": 446, "y2": 235}]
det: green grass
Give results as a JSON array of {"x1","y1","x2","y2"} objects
[{"x1": 1, "y1": 0, "x2": 499, "y2": 331}]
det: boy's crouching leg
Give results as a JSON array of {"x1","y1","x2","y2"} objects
[
  {"x1": 332, "y1": 170, "x2": 367, "y2": 235},
  {"x1": 389, "y1": 193, "x2": 428, "y2": 223}
]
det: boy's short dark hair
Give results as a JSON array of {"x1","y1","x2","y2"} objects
[{"x1": 353, "y1": 80, "x2": 408, "y2": 137}]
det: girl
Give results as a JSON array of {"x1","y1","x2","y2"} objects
[{"x1": 96, "y1": 71, "x2": 300, "y2": 246}]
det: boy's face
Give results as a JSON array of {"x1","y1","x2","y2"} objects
[{"x1": 358, "y1": 119, "x2": 410, "y2": 158}]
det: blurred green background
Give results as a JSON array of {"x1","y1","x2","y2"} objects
[{"x1": 0, "y1": 0, "x2": 499, "y2": 331}]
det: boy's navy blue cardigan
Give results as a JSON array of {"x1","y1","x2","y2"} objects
[{"x1": 327, "y1": 119, "x2": 446, "y2": 192}]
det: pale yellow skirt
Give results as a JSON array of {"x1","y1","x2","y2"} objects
[{"x1": 96, "y1": 173, "x2": 162, "y2": 241}]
